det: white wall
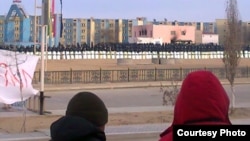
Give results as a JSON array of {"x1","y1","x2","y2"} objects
[
  {"x1": 32, "y1": 50, "x2": 250, "y2": 60},
  {"x1": 202, "y1": 34, "x2": 219, "y2": 44},
  {"x1": 128, "y1": 37, "x2": 163, "y2": 45}
]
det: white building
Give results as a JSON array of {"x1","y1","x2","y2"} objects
[
  {"x1": 128, "y1": 37, "x2": 163, "y2": 45},
  {"x1": 202, "y1": 34, "x2": 219, "y2": 44}
]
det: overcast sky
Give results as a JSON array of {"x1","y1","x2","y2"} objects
[{"x1": 0, "y1": 0, "x2": 249, "y2": 22}]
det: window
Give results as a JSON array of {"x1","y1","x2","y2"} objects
[
  {"x1": 171, "y1": 31, "x2": 176, "y2": 35},
  {"x1": 11, "y1": 10, "x2": 17, "y2": 17},
  {"x1": 81, "y1": 35, "x2": 85, "y2": 39},
  {"x1": 196, "y1": 25, "x2": 201, "y2": 30},
  {"x1": 181, "y1": 31, "x2": 186, "y2": 35}
]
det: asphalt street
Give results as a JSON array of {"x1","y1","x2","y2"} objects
[{"x1": 43, "y1": 84, "x2": 250, "y2": 111}]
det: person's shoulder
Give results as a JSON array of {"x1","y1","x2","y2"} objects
[
  {"x1": 84, "y1": 136, "x2": 106, "y2": 141},
  {"x1": 159, "y1": 133, "x2": 172, "y2": 141}
]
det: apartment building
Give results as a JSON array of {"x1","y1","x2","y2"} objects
[
  {"x1": 215, "y1": 19, "x2": 250, "y2": 45},
  {"x1": 240, "y1": 21, "x2": 250, "y2": 45},
  {"x1": 58, "y1": 17, "x2": 142, "y2": 46},
  {"x1": 0, "y1": 16, "x2": 4, "y2": 44},
  {"x1": 0, "y1": 2, "x2": 249, "y2": 46}
]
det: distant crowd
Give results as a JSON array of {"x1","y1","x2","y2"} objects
[{"x1": 1, "y1": 43, "x2": 250, "y2": 53}]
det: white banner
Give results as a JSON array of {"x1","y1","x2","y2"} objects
[{"x1": 0, "y1": 49, "x2": 39, "y2": 104}]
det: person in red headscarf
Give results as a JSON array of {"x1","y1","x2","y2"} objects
[{"x1": 159, "y1": 70, "x2": 232, "y2": 141}]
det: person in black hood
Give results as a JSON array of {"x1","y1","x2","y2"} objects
[{"x1": 50, "y1": 91, "x2": 108, "y2": 141}]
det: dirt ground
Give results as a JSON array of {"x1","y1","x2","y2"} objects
[
  {"x1": 35, "y1": 58, "x2": 250, "y2": 71},
  {"x1": 0, "y1": 107, "x2": 250, "y2": 134}
]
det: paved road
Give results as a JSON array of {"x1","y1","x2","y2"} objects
[{"x1": 41, "y1": 84, "x2": 250, "y2": 112}]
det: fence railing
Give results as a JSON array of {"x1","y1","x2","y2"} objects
[
  {"x1": 32, "y1": 66, "x2": 250, "y2": 85},
  {"x1": 24, "y1": 66, "x2": 250, "y2": 114}
]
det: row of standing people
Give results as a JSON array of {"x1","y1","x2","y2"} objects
[
  {"x1": 2, "y1": 43, "x2": 250, "y2": 53},
  {"x1": 49, "y1": 70, "x2": 232, "y2": 141}
]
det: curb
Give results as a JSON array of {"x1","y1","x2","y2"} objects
[{"x1": 33, "y1": 79, "x2": 250, "y2": 92}]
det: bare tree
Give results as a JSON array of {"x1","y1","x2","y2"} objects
[
  {"x1": 223, "y1": 0, "x2": 242, "y2": 110},
  {"x1": 160, "y1": 71, "x2": 180, "y2": 106},
  {"x1": 3, "y1": 15, "x2": 29, "y2": 133}
]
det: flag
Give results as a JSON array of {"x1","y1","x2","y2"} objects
[
  {"x1": 60, "y1": 0, "x2": 63, "y2": 38},
  {"x1": 0, "y1": 49, "x2": 39, "y2": 104}
]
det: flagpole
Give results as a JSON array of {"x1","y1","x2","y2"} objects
[{"x1": 34, "y1": 0, "x2": 37, "y2": 54}]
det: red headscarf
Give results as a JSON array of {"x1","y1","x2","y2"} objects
[{"x1": 159, "y1": 70, "x2": 231, "y2": 141}]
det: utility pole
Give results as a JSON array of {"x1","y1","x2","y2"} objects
[
  {"x1": 39, "y1": 0, "x2": 48, "y2": 115},
  {"x1": 39, "y1": 25, "x2": 46, "y2": 115}
]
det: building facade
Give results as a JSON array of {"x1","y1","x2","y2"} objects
[
  {"x1": 0, "y1": 2, "x2": 250, "y2": 47},
  {"x1": 58, "y1": 17, "x2": 142, "y2": 46},
  {"x1": 215, "y1": 19, "x2": 227, "y2": 45},
  {"x1": 241, "y1": 21, "x2": 250, "y2": 45},
  {"x1": 29, "y1": 14, "x2": 61, "y2": 47},
  {"x1": 0, "y1": 16, "x2": 4, "y2": 45},
  {"x1": 4, "y1": 2, "x2": 31, "y2": 45},
  {"x1": 131, "y1": 24, "x2": 196, "y2": 44},
  {"x1": 215, "y1": 19, "x2": 250, "y2": 46},
  {"x1": 202, "y1": 34, "x2": 219, "y2": 44}
]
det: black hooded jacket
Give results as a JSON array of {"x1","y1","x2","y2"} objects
[{"x1": 50, "y1": 116, "x2": 106, "y2": 141}]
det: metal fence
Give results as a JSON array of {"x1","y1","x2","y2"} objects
[
  {"x1": 25, "y1": 66, "x2": 250, "y2": 114},
  {"x1": 32, "y1": 66, "x2": 250, "y2": 84}
]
